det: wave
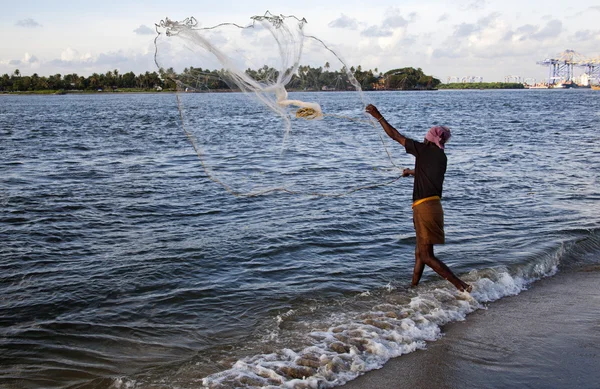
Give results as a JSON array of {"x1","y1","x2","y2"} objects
[{"x1": 105, "y1": 230, "x2": 600, "y2": 389}]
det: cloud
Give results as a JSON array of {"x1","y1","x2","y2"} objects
[
  {"x1": 450, "y1": 12, "x2": 500, "y2": 38},
  {"x1": 431, "y1": 47, "x2": 463, "y2": 59},
  {"x1": 134, "y1": 25, "x2": 155, "y2": 35},
  {"x1": 23, "y1": 53, "x2": 39, "y2": 64},
  {"x1": 515, "y1": 24, "x2": 538, "y2": 35},
  {"x1": 433, "y1": 12, "x2": 561, "y2": 61},
  {"x1": 383, "y1": 14, "x2": 409, "y2": 29},
  {"x1": 447, "y1": 12, "x2": 560, "y2": 46},
  {"x1": 16, "y1": 18, "x2": 42, "y2": 28},
  {"x1": 5, "y1": 53, "x2": 40, "y2": 68},
  {"x1": 60, "y1": 48, "x2": 92, "y2": 63},
  {"x1": 459, "y1": 0, "x2": 488, "y2": 11},
  {"x1": 570, "y1": 5, "x2": 600, "y2": 17},
  {"x1": 361, "y1": 26, "x2": 393, "y2": 37},
  {"x1": 478, "y1": 12, "x2": 500, "y2": 27},
  {"x1": 395, "y1": 34, "x2": 418, "y2": 47},
  {"x1": 438, "y1": 13, "x2": 450, "y2": 23},
  {"x1": 51, "y1": 49, "x2": 133, "y2": 68},
  {"x1": 500, "y1": 19, "x2": 563, "y2": 43},
  {"x1": 572, "y1": 29, "x2": 600, "y2": 41},
  {"x1": 328, "y1": 14, "x2": 359, "y2": 30},
  {"x1": 94, "y1": 52, "x2": 131, "y2": 66},
  {"x1": 24, "y1": 49, "x2": 155, "y2": 76},
  {"x1": 361, "y1": 8, "x2": 414, "y2": 38},
  {"x1": 531, "y1": 20, "x2": 562, "y2": 40},
  {"x1": 454, "y1": 23, "x2": 478, "y2": 37}
]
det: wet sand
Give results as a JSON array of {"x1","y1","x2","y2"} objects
[{"x1": 341, "y1": 267, "x2": 600, "y2": 389}]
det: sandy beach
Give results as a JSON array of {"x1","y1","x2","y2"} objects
[{"x1": 341, "y1": 267, "x2": 600, "y2": 389}]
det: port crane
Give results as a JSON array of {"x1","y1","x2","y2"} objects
[{"x1": 537, "y1": 50, "x2": 599, "y2": 86}]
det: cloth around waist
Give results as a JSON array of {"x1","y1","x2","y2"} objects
[{"x1": 412, "y1": 195, "x2": 441, "y2": 208}]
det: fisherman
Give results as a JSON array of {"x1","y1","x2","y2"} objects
[{"x1": 366, "y1": 104, "x2": 472, "y2": 292}]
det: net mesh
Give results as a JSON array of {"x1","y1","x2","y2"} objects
[{"x1": 154, "y1": 12, "x2": 405, "y2": 197}]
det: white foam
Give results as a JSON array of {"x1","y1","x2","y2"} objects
[
  {"x1": 109, "y1": 377, "x2": 137, "y2": 389},
  {"x1": 200, "y1": 264, "x2": 559, "y2": 388}
]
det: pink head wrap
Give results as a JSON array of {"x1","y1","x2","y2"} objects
[{"x1": 425, "y1": 125, "x2": 451, "y2": 150}]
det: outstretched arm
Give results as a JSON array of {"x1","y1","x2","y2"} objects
[{"x1": 365, "y1": 104, "x2": 407, "y2": 147}]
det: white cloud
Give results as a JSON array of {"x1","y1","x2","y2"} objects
[
  {"x1": 454, "y1": 23, "x2": 478, "y2": 38},
  {"x1": 570, "y1": 5, "x2": 600, "y2": 17},
  {"x1": 502, "y1": 19, "x2": 563, "y2": 43},
  {"x1": 0, "y1": 47, "x2": 156, "y2": 77},
  {"x1": 440, "y1": 13, "x2": 565, "y2": 59},
  {"x1": 572, "y1": 29, "x2": 600, "y2": 41},
  {"x1": 4, "y1": 53, "x2": 40, "y2": 69},
  {"x1": 531, "y1": 20, "x2": 562, "y2": 40},
  {"x1": 383, "y1": 14, "x2": 409, "y2": 29},
  {"x1": 328, "y1": 14, "x2": 360, "y2": 29},
  {"x1": 459, "y1": 0, "x2": 489, "y2": 11},
  {"x1": 361, "y1": 8, "x2": 414, "y2": 38},
  {"x1": 61, "y1": 48, "x2": 81, "y2": 62},
  {"x1": 361, "y1": 25, "x2": 394, "y2": 37},
  {"x1": 16, "y1": 18, "x2": 42, "y2": 28},
  {"x1": 134, "y1": 25, "x2": 155, "y2": 35},
  {"x1": 23, "y1": 53, "x2": 39, "y2": 64}
]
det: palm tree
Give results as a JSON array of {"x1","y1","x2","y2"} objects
[
  {"x1": 90, "y1": 73, "x2": 100, "y2": 89},
  {"x1": 113, "y1": 69, "x2": 120, "y2": 88}
]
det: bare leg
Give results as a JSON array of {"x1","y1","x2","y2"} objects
[
  {"x1": 416, "y1": 243, "x2": 471, "y2": 292},
  {"x1": 412, "y1": 246, "x2": 425, "y2": 287}
]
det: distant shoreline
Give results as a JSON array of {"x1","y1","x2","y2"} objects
[
  {"x1": 0, "y1": 89, "x2": 175, "y2": 95},
  {"x1": 10, "y1": 81, "x2": 593, "y2": 95},
  {"x1": 1, "y1": 86, "x2": 544, "y2": 96},
  {"x1": 0, "y1": 88, "x2": 439, "y2": 95}
]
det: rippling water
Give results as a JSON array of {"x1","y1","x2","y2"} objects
[{"x1": 1, "y1": 90, "x2": 600, "y2": 388}]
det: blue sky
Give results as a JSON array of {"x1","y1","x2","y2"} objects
[{"x1": 2, "y1": 0, "x2": 599, "y2": 82}]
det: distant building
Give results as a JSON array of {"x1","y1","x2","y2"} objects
[{"x1": 372, "y1": 76, "x2": 386, "y2": 90}]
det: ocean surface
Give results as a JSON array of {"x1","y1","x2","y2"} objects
[{"x1": 1, "y1": 89, "x2": 600, "y2": 389}]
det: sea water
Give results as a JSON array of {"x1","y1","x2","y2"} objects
[{"x1": 1, "y1": 90, "x2": 599, "y2": 388}]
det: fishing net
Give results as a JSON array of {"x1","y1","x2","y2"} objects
[{"x1": 154, "y1": 12, "x2": 404, "y2": 197}]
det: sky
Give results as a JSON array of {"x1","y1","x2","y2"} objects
[{"x1": 2, "y1": 0, "x2": 599, "y2": 83}]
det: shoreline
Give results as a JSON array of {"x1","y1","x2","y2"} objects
[
  {"x1": 340, "y1": 266, "x2": 600, "y2": 389},
  {"x1": 4, "y1": 87, "x2": 595, "y2": 96},
  {"x1": 0, "y1": 88, "x2": 440, "y2": 95}
]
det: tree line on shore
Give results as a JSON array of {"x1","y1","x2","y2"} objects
[
  {"x1": 0, "y1": 65, "x2": 443, "y2": 93},
  {"x1": 1, "y1": 69, "x2": 163, "y2": 93}
]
